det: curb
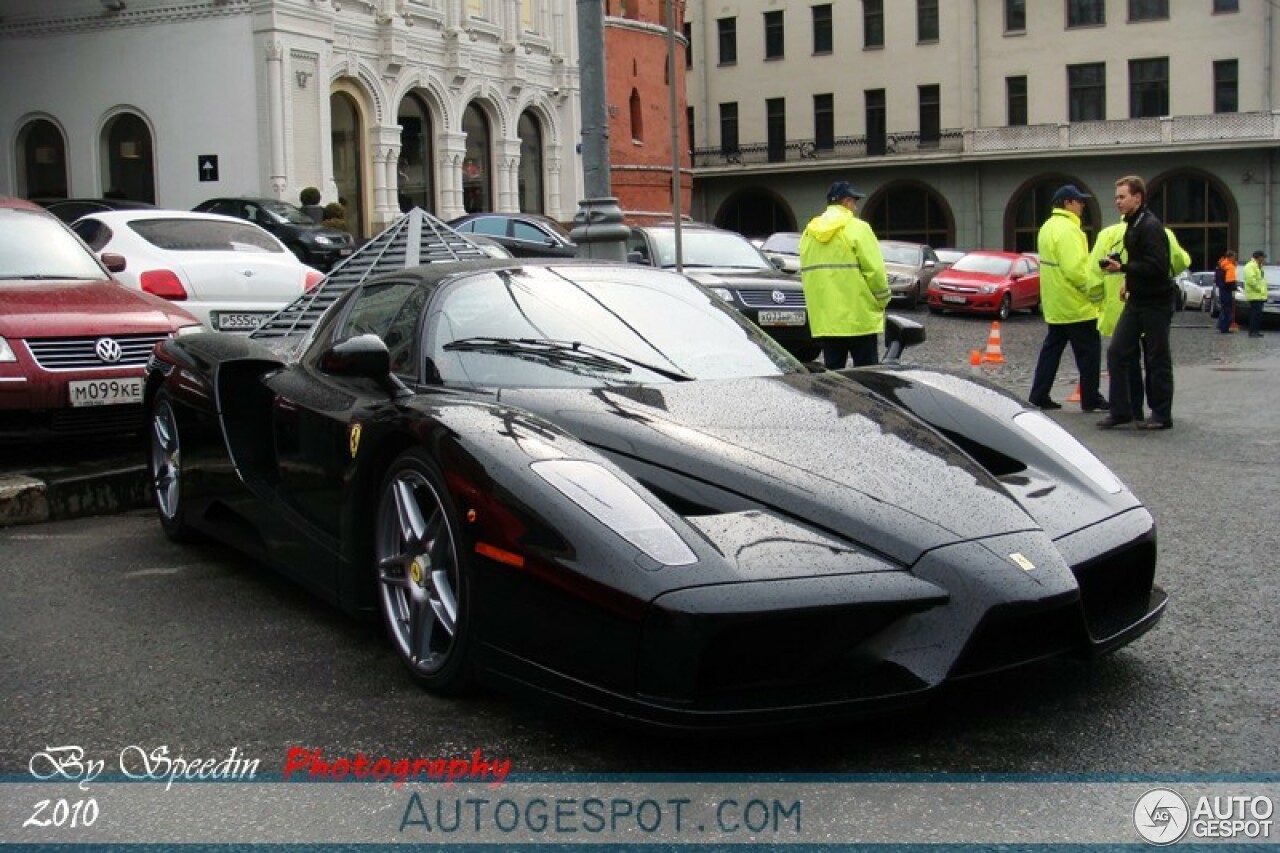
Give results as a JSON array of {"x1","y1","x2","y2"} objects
[{"x1": 0, "y1": 463, "x2": 150, "y2": 527}]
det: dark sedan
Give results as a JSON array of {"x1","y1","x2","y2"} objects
[
  {"x1": 193, "y1": 197, "x2": 355, "y2": 270},
  {"x1": 626, "y1": 221, "x2": 819, "y2": 361},
  {"x1": 447, "y1": 212, "x2": 578, "y2": 258},
  {"x1": 143, "y1": 258, "x2": 1165, "y2": 731}
]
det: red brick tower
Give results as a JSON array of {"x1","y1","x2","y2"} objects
[{"x1": 604, "y1": 0, "x2": 691, "y2": 224}]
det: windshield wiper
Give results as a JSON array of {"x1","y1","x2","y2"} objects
[{"x1": 443, "y1": 337, "x2": 692, "y2": 382}]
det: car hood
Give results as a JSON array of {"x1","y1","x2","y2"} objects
[
  {"x1": 681, "y1": 268, "x2": 801, "y2": 288},
  {"x1": 499, "y1": 373, "x2": 1036, "y2": 566},
  {"x1": 884, "y1": 260, "x2": 923, "y2": 276},
  {"x1": 0, "y1": 280, "x2": 197, "y2": 337},
  {"x1": 935, "y1": 270, "x2": 1008, "y2": 287}
]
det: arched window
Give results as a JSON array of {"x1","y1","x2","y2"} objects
[
  {"x1": 17, "y1": 118, "x2": 68, "y2": 200},
  {"x1": 101, "y1": 112, "x2": 155, "y2": 203},
  {"x1": 397, "y1": 94, "x2": 435, "y2": 213},
  {"x1": 713, "y1": 188, "x2": 795, "y2": 239},
  {"x1": 462, "y1": 104, "x2": 492, "y2": 213},
  {"x1": 630, "y1": 89, "x2": 644, "y2": 143},
  {"x1": 863, "y1": 181, "x2": 954, "y2": 247},
  {"x1": 1149, "y1": 171, "x2": 1234, "y2": 273},
  {"x1": 1005, "y1": 176, "x2": 1098, "y2": 252},
  {"x1": 330, "y1": 91, "x2": 365, "y2": 237},
  {"x1": 517, "y1": 111, "x2": 544, "y2": 214}
]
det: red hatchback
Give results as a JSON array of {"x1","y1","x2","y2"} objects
[
  {"x1": 926, "y1": 250, "x2": 1041, "y2": 320},
  {"x1": 0, "y1": 197, "x2": 202, "y2": 439}
]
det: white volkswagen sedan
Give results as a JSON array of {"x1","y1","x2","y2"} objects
[{"x1": 71, "y1": 210, "x2": 324, "y2": 333}]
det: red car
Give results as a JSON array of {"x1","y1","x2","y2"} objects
[
  {"x1": 926, "y1": 250, "x2": 1041, "y2": 320},
  {"x1": 0, "y1": 197, "x2": 202, "y2": 439}
]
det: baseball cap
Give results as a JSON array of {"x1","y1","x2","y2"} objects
[
  {"x1": 826, "y1": 181, "x2": 866, "y2": 203},
  {"x1": 1252, "y1": 250, "x2": 1267, "y2": 259},
  {"x1": 1051, "y1": 184, "x2": 1091, "y2": 205}
]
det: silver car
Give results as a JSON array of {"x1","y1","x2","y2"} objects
[{"x1": 880, "y1": 240, "x2": 943, "y2": 309}]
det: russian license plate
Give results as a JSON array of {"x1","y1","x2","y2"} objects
[
  {"x1": 338, "y1": 248, "x2": 353, "y2": 256},
  {"x1": 757, "y1": 309, "x2": 806, "y2": 326},
  {"x1": 68, "y1": 377, "x2": 144, "y2": 408},
  {"x1": 941, "y1": 294, "x2": 968, "y2": 305},
  {"x1": 213, "y1": 312, "x2": 271, "y2": 332}
]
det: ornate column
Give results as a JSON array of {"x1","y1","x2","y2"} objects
[
  {"x1": 496, "y1": 138, "x2": 522, "y2": 212},
  {"x1": 369, "y1": 125, "x2": 403, "y2": 231},
  {"x1": 265, "y1": 40, "x2": 287, "y2": 198},
  {"x1": 438, "y1": 131, "x2": 469, "y2": 220}
]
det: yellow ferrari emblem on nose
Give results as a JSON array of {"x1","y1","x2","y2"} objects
[
  {"x1": 1009, "y1": 552, "x2": 1036, "y2": 571},
  {"x1": 349, "y1": 423, "x2": 362, "y2": 458}
]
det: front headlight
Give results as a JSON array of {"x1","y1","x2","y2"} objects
[
  {"x1": 314, "y1": 235, "x2": 335, "y2": 246},
  {"x1": 979, "y1": 284, "x2": 999, "y2": 294},
  {"x1": 707, "y1": 287, "x2": 733, "y2": 302},
  {"x1": 531, "y1": 459, "x2": 697, "y2": 566},
  {"x1": 0, "y1": 337, "x2": 16, "y2": 363}
]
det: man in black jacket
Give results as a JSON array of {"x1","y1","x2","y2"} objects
[{"x1": 1097, "y1": 175, "x2": 1174, "y2": 430}]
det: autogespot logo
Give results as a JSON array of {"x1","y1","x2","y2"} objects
[{"x1": 1135, "y1": 788, "x2": 1190, "y2": 845}]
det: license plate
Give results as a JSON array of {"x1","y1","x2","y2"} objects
[
  {"x1": 68, "y1": 377, "x2": 144, "y2": 408},
  {"x1": 942, "y1": 294, "x2": 968, "y2": 304},
  {"x1": 757, "y1": 309, "x2": 806, "y2": 326},
  {"x1": 213, "y1": 312, "x2": 272, "y2": 331},
  {"x1": 338, "y1": 248, "x2": 353, "y2": 256}
]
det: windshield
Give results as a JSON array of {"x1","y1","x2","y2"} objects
[
  {"x1": 259, "y1": 200, "x2": 318, "y2": 225},
  {"x1": 950, "y1": 254, "x2": 1014, "y2": 276},
  {"x1": 761, "y1": 233, "x2": 800, "y2": 254},
  {"x1": 426, "y1": 265, "x2": 801, "y2": 388},
  {"x1": 0, "y1": 210, "x2": 107, "y2": 280},
  {"x1": 881, "y1": 243, "x2": 923, "y2": 266},
  {"x1": 645, "y1": 229, "x2": 773, "y2": 270}
]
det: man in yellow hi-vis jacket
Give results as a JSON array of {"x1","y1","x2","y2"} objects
[{"x1": 798, "y1": 181, "x2": 890, "y2": 368}]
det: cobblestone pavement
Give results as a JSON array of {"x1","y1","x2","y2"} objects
[{"x1": 889, "y1": 304, "x2": 1276, "y2": 400}]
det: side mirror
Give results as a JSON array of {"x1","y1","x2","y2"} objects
[
  {"x1": 320, "y1": 334, "x2": 410, "y2": 398},
  {"x1": 883, "y1": 315, "x2": 926, "y2": 363},
  {"x1": 924, "y1": 259, "x2": 937, "y2": 269},
  {"x1": 769, "y1": 255, "x2": 786, "y2": 271},
  {"x1": 101, "y1": 253, "x2": 127, "y2": 273},
  {"x1": 627, "y1": 250, "x2": 648, "y2": 265}
]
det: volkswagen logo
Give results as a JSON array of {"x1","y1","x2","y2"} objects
[
  {"x1": 94, "y1": 338, "x2": 123, "y2": 364},
  {"x1": 771, "y1": 290, "x2": 787, "y2": 304}
]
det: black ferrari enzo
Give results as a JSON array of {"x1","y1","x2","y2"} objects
[{"x1": 143, "y1": 258, "x2": 1166, "y2": 730}]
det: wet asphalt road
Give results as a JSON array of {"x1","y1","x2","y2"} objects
[{"x1": 0, "y1": 305, "x2": 1276, "y2": 778}]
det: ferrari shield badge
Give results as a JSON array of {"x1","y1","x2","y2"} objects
[
  {"x1": 349, "y1": 423, "x2": 362, "y2": 459},
  {"x1": 1009, "y1": 552, "x2": 1036, "y2": 572}
]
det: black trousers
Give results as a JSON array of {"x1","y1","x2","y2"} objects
[
  {"x1": 1108, "y1": 299, "x2": 1174, "y2": 422},
  {"x1": 821, "y1": 335, "x2": 879, "y2": 369},
  {"x1": 1029, "y1": 319, "x2": 1104, "y2": 408}
]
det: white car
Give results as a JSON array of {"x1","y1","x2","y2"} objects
[{"x1": 71, "y1": 210, "x2": 324, "y2": 333}]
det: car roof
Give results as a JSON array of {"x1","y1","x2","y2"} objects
[{"x1": 75, "y1": 209, "x2": 252, "y2": 225}]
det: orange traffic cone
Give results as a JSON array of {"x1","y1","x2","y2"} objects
[
  {"x1": 969, "y1": 350, "x2": 982, "y2": 366},
  {"x1": 981, "y1": 321, "x2": 1005, "y2": 364},
  {"x1": 1066, "y1": 384, "x2": 1082, "y2": 403}
]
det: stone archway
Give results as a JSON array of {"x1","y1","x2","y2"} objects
[{"x1": 712, "y1": 188, "x2": 795, "y2": 240}]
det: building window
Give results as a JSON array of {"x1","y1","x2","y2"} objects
[
  {"x1": 517, "y1": 111, "x2": 544, "y2": 214},
  {"x1": 919, "y1": 84, "x2": 940, "y2": 147},
  {"x1": 865, "y1": 89, "x2": 886, "y2": 155},
  {"x1": 1006, "y1": 76, "x2": 1028, "y2": 126},
  {"x1": 102, "y1": 112, "x2": 156, "y2": 204},
  {"x1": 767, "y1": 98, "x2": 786, "y2": 162},
  {"x1": 1214, "y1": 0, "x2": 1239, "y2": 11},
  {"x1": 814, "y1": 93, "x2": 835, "y2": 151},
  {"x1": 863, "y1": 0, "x2": 884, "y2": 49},
  {"x1": 1149, "y1": 174, "x2": 1232, "y2": 273},
  {"x1": 397, "y1": 95, "x2": 435, "y2": 214},
  {"x1": 687, "y1": 106, "x2": 695, "y2": 152},
  {"x1": 630, "y1": 89, "x2": 644, "y2": 143},
  {"x1": 1128, "y1": 0, "x2": 1168, "y2": 21},
  {"x1": 917, "y1": 0, "x2": 939, "y2": 42},
  {"x1": 1066, "y1": 0, "x2": 1105, "y2": 27},
  {"x1": 764, "y1": 10, "x2": 784, "y2": 59},
  {"x1": 719, "y1": 102, "x2": 739, "y2": 155},
  {"x1": 683, "y1": 22, "x2": 692, "y2": 68},
  {"x1": 813, "y1": 4, "x2": 833, "y2": 54},
  {"x1": 1068, "y1": 63, "x2": 1105, "y2": 121},
  {"x1": 1129, "y1": 57, "x2": 1169, "y2": 118},
  {"x1": 17, "y1": 118, "x2": 68, "y2": 200},
  {"x1": 1214, "y1": 60, "x2": 1238, "y2": 113},
  {"x1": 461, "y1": 103, "x2": 491, "y2": 215},
  {"x1": 1005, "y1": 0, "x2": 1026, "y2": 32},
  {"x1": 717, "y1": 17, "x2": 737, "y2": 65},
  {"x1": 863, "y1": 183, "x2": 953, "y2": 246}
]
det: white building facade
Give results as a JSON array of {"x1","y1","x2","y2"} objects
[
  {"x1": 684, "y1": 0, "x2": 1278, "y2": 268},
  {"x1": 0, "y1": 0, "x2": 584, "y2": 238}
]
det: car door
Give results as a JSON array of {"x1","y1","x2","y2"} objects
[{"x1": 1016, "y1": 257, "x2": 1040, "y2": 308}]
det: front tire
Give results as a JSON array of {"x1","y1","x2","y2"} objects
[
  {"x1": 374, "y1": 448, "x2": 473, "y2": 693},
  {"x1": 997, "y1": 293, "x2": 1012, "y2": 321},
  {"x1": 147, "y1": 390, "x2": 196, "y2": 542}
]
